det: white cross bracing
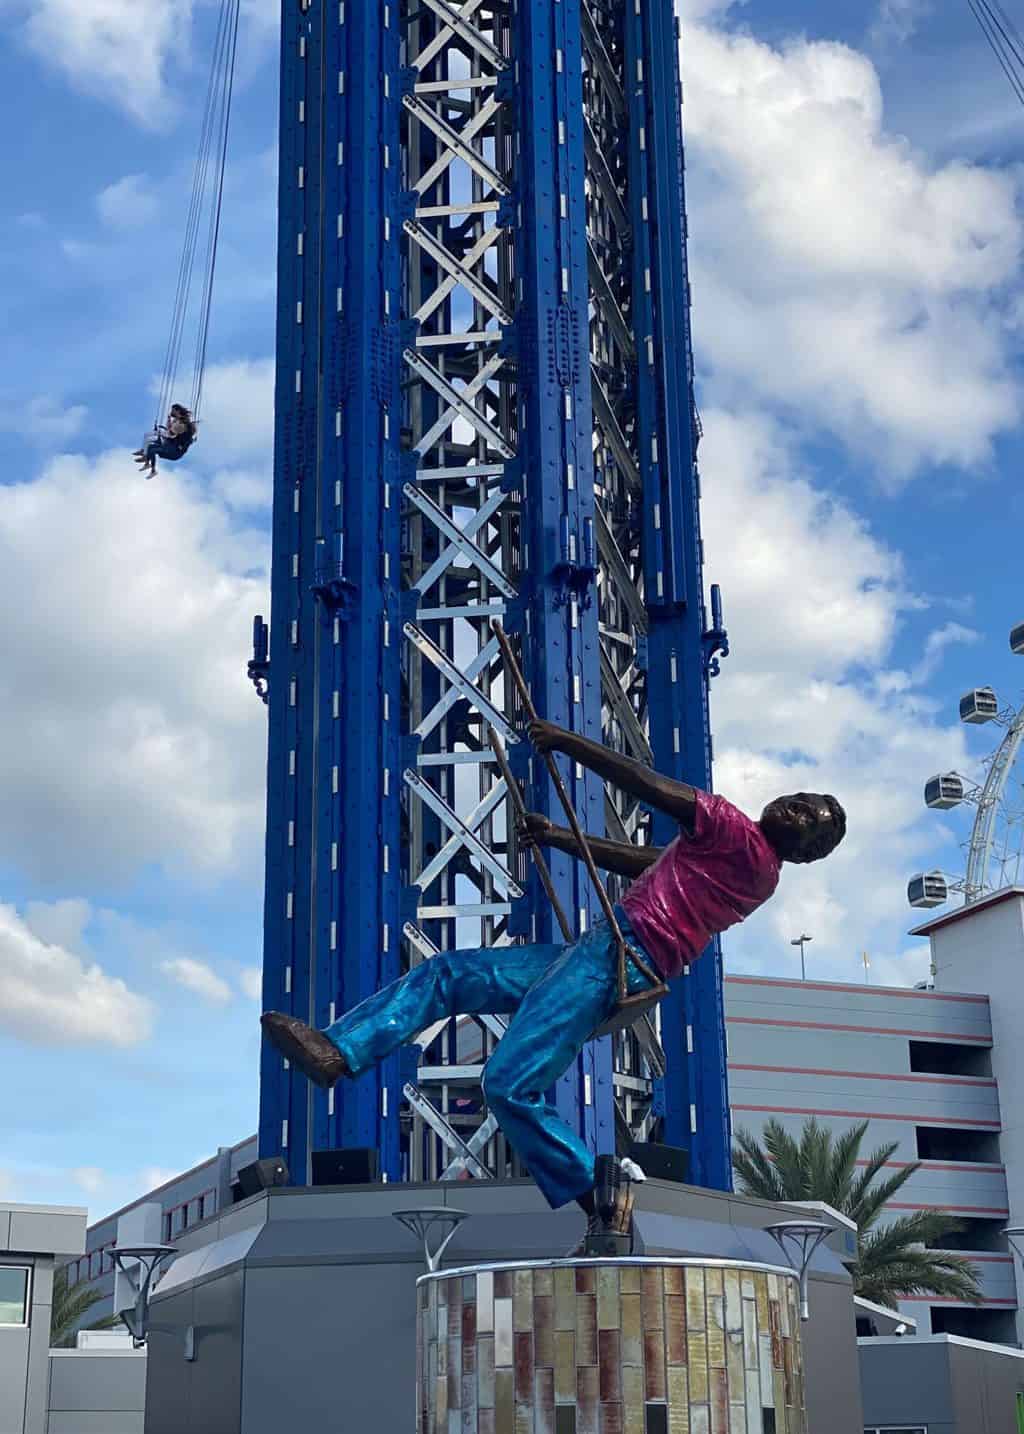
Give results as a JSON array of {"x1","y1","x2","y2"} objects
[
  {"x1": 400, "y1": 0, "x2": 523, "y2": 1182},
  {"x1": 398, "y1": 0, "x2": 662, "y2": 1180}
]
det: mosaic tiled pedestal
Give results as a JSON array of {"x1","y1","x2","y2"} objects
[{"x1": 416, "y1": 1258, "x2": 806, "y2": 1434}]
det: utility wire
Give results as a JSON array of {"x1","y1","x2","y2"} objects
[{"x1": 968, "y1": 0, "x2": 1024, "y2": 109}]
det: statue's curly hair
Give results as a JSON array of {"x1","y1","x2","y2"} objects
[{"x1": 792, "y1": 793, "x2": 847, "y2": 863}]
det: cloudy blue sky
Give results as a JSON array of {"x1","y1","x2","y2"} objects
[{"x1": 1, "y1": 0, "x2": 1022, "y2": 1217}]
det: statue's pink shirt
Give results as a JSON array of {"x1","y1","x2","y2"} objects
[{"x1": 620, "y1": 791, "x2": 780, "y2": 981}]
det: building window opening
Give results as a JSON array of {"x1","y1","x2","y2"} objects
[
  {"x1": 908, "y1": 1040, "x2": 991, "y2": 1077},
  {"x1": 931, "y1": 1305, "x2": 1017, "y2": 1345},
  {"x1": 0, "y1": 1266, "x2": 30, "y2": 1325},
  {"x1": 915, "y1": 1126, "x2": 1000, "y2": 1163},
  {"x1": 925, "y1": 1217, "x2": 1008, "y2": 1253}
]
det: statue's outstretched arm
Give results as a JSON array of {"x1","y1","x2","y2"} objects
[
  {"x1": 521, "y1": 813, "x2": 662, "y2": 880},
  {"x1": 528, "y1": 720, "x2": 698, "y2": 833}
]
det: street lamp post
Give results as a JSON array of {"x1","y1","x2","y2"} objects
[{"x1": 791, "y1": 934, "x2": 812, "y2": 981}]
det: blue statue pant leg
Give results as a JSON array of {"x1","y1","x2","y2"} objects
[
  {"x1": 481, "y1": 923, "x2": 630, "y2": 1211},
  {"x1": 324, "y1": 941, "x2": 563, "y2": 1076}
]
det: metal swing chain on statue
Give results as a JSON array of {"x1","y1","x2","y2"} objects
[{"x1": 490, "y1": 621, "x2": 668, "y2": 1023}]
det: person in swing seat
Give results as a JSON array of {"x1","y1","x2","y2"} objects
[
  {"x1": 133, "y1": 403, "x2": 196, "y2": 478},
  {"x1": 261, "y1": 718, "x2": 846, "y2": 1241}
]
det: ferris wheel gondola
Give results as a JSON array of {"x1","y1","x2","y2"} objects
[{"x1": 909, "y1": 622, "x2": 1024, "y2": 908}]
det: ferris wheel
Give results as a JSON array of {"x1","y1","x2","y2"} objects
[{"x1": 908, "y1": 620, "x2": 1024, "y2": 910}]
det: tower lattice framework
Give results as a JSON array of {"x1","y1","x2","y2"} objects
[{"x1": 257, "y1": 0, "x2": 732, "y2": 1192}]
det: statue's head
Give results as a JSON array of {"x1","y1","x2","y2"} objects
[{"x1": 758, "y1": 793, "x2": 846, "y2": 864}]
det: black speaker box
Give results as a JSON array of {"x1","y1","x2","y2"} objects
[
  {"x1": 235, "y1": 1156, "x2": 289, "y2": 1200},
  {"x1": 311, "y1": 1147, "x2": 381, "y2": 1187},
  {"x1": 628, "y1": 1141, "x2": 689, "y2": 1185}
]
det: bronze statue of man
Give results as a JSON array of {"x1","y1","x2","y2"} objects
[{"x1": 262, "y1": 719, "x2": 846, "y2": 1241}]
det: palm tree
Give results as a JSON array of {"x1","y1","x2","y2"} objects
[
  {"x1": 732, "y1": 1116, "x2": 984, "y2": 1308},
  {"x1": 49, "y1": 1265, "x2": 122, "y2": 1349}
]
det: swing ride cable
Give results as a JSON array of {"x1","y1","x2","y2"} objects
[
  {"x1": 191, "y1": 0, "x2": 241, "y2": 419},
  {"x1": 154, "y1": 0, "x2": 241, "y2": 428},
  {"x1": 968, "y1": 0, "x2": 1024, "y2": 109},
  {"x1": 155, "y1": 13, "x2": 227, "y2": 426}
]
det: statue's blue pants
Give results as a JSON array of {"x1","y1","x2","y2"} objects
[{"x1": 324, "y1": 911, "x2": 657, "y2": 1210}]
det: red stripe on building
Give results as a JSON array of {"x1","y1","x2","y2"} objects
[
  {"x1": 901, "y1": 1297, "x2": 1017, "y2": 1306},
  {"x1": 939, "y1": 1255, "x2": 1013, "y2": 1264},
  {"x1": 860, "y1": 1160, "x2": 1006, "y2": 1174},
  {"x1": 731, "y1": 1103, "x2": 1000, "y2": 1129},
  {"x1": 727, "y1": 1016, "x2": 991, "y2": 1044},
  {"x1": 885, "y1": 1202, "x2": 1009, "y2": 1215},
  {"x1": 728, "y1": 1063, "x2": 996, "y2": 1088},
  {"x1": 726, "y1": 975, "x2": 988, "y2": 1003}
]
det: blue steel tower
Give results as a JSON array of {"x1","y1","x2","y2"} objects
[{"x1": 256, "y1": 0, "x2": 731, "y2": 1192}]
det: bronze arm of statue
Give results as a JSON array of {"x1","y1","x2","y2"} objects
[
  {"x1": 526, "y1": 718, "x2": 698, "y2": 834},
  {"x1": 519, "y1": 811, "x2": 664, "y2": 881}
]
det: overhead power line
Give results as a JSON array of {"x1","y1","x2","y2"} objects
[{"x1": 968, "y1": 0, "x2": 1024, "y2": 109}]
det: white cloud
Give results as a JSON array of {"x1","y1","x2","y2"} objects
[
  {"x1": 8, "y1": 0, "x2": 194, "y2": 126},
  {"x1": 96, "y1": 174, "x2": 159, "y2": 229},
  {"x1": 869, "y1": 0, "x2": 930, "y2": 50},
  {"x1": 161, "y1": 957, "x2": 232, "y2": 1005},
  {"x1": 675, "y1": 16, "x2": 1024, "y2": 986},
  {"x1": 0, "y1": 439, "x2": 268, "y2": 884},
  {"x1": 677, "y1": 0, "x2": 744, "y2": 20},
  {"x1": 0, "y1": 902, "x2": 152, "y2": 1047},
  {"x1": 140, "y1": 1165, "x2": 180, "y2": 1193},
  {"x1": 70, "y1": 1166, "x2": 107, "y2": 1194},
  {"x1": 0, "y1": 396, "x2": 88, "y2": 444},
  {"x1": 700, "y1": 410, "x2": 974, "y2": 985},
  {"x1": 22, "y1": 899, "x2": 93, "y2": 952},
  {"x1": 212, "y1": 468, "x2": 272, "y2": 512},
  {"x1": 237, "y1": 967, "x2": 262, "y2": 1000},
  {"x1": 681, "y1": 22, "x2": 1023, "y2": 475},
  {"x1": 194, "y1": 359, "x2": 276, "y2": 464}
]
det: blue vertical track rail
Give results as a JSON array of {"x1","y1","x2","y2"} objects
[
  {"x1": 259, "y1": 0, "x2": 730, "y2": 1193},
  {"x1": 260, "y1": 3, "x2": 404, "y2": 1181},
  {"x1": 620, "y1": 1, "x2": 730, "y2": 1186}
]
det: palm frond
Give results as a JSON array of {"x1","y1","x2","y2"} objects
[
  {"x1": 731, "y1": 1116, "x2": 985, "y2": 1310},
  {"x1": 850, "y1": 1163, "x2": 922, "y2": 1233},
  {"x1": 732, "y1": 1126, "x2": 786, "y2": 1202},
  {"x1": 821, "y1": 1122, "x2": 868, "y2": 1209},
  {"x1": 50, "y1": 1265, "x2": 114, "y2": 1349},
  {"x1": 762, "y1": 1120, "x2": 808, "y2": 1200}
]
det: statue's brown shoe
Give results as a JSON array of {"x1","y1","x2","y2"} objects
[{"x1": 261, "y1": 1012, "x2": 349, "y2": 1088}]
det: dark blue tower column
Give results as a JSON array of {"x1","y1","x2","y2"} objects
[
  {"x1": 627, "y1": 5, "x2": 730, "y2": 1187},
  {"x1": 259, "y1": 5, "x2": 404, "y2": 1181}
]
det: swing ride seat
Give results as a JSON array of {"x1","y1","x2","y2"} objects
[{"x1": 591, "y1": 979, "x2": 668, "y2": 1042}]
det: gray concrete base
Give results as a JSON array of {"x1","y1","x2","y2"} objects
[
  {"x1": 144, "y1": 1179, "x2": 862, "y2": 1434},
  {"x1": 47, "y1": 1347, "x2": 147, "y2": 1434}
]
